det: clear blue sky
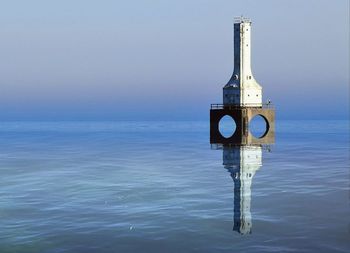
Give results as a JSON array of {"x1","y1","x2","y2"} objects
[{"x1": 0, "y1": 0, "x2": 348, "y2": 120}]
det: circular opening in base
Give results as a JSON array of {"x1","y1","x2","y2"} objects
[
  {"x1": 249, "y1": 115, "x2": 269, "y2": 138},
  {"x1": 219, "y1": 115, "x2": 237, "y2": 138}
]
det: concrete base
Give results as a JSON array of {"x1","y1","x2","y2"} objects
[{"x1": 210, "y1": 107, "x2": 275, "y2": 145}]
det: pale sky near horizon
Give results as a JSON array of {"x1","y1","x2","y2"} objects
[{"x1": 0, "y1": 0, "x2": 349, "y2": 120}]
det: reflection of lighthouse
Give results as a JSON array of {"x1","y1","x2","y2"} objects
[{"x1": 223, "y1": 145, "x2": 262, "y2": 235}]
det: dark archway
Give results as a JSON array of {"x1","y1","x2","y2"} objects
[
  {"x1": 219, "y1": 115, "x2": 237, "y2": 138},
  {"x1": 249, "y1": 114, "x2": 270, "y2": 139}
]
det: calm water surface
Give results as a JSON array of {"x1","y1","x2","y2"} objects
[{"x1": 0, "y1": 120, "x2": 349, "y2": 252}]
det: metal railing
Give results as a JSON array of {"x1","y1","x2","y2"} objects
[
  {"x1": 210, "y1": 103, "x2": 274, "y2": 110},
  {"x1": 234, "y1": 16, "x2": 251, "y2": 23}
]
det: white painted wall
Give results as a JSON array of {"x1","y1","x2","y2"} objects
[{"x1": 223, "y1": 18, "x2": 262, "y2": 106}]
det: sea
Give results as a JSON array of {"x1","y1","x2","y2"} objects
[{"x1": 0, "y1": 120, "x2": 349, "y2": 252}]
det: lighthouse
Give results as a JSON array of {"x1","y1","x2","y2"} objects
[
  {"x1": 210, "y1": 17, "x2": 275, "y2": 145},
  {"x1": 210, "y1": 18, "x2": 275, "y2": 233},
  {"x1": 223, "y1": 17, "x2": 262, "y2": 107}
]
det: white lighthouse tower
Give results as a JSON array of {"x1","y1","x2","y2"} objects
[{"x1": 223, "y1": 16, "x2": 262, "y2": 107}]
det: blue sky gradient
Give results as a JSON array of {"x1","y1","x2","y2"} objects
[{"x1": 0, "y1": 0, "x2": 349, "y2": 120}]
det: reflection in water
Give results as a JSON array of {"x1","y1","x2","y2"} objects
[
  {"x1": 212, "y1": 142, "x2": 271, "y2": 235},
  {"x1": 223, "y1": 145, "x2": 262, "y2": 235}
]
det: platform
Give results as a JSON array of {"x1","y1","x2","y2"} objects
[{"x1": 209, "y1": 104, "x2": 275, "y2": 145}]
